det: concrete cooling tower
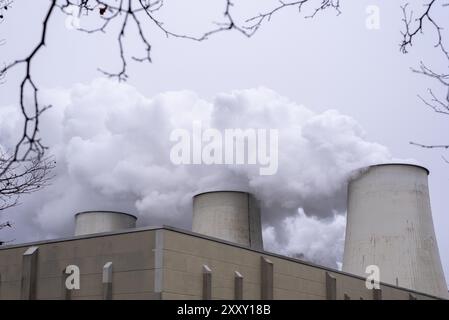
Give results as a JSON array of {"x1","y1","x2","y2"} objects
[
  {"x1": 192, "y1": 191, "x2": 263, "y2": 250},
  {"x1": 74, "y1": 210, "x2": 137, "y2": 236},
  {"x1": 343, "y1": 163, "x2": 448, "y2": 298}
]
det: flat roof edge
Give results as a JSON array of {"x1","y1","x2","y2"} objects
[{"x1": 0, "y1": 225, "x2": 162, "y2": 249}]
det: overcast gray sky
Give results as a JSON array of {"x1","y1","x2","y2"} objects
[{"x1": 1, "y1": 1, "x2": 448, "y2": 285}]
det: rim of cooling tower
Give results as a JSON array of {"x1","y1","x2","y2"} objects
[
  {"x1": 360, "y1": 163, "x2": 429, "y2": 175},
  {"x1": 193, "y1": 190, "x2": 250, "y2": 198},
  {"x1": 75, "y1": 210, "x2": 138, "y2": 220}
]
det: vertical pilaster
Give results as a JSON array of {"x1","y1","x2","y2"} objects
[
  {"x1": 261, "y1": 257, "x2": 273, "y2": 300},
  {"x1": 202, "y1": 265, "x2": 212, "y2": 300},
  {"x1": 373, "y1": 288, "x2": 382, "y2": 300},
  {"x1": 234, "y1": 271, "x2": 243, "y2": 300},
  {"x1": 154, "y1": 230, "x2": 164, "y2": 296},
  {"x1": 325, "y1": 272, "x2": 336, "y2": 300},
  {"x1": 21, "y1": 246, "x2": 39, "y2": 300},
  {"x1": 102, "y1": 262, "x2": 113, "y2": 300}
]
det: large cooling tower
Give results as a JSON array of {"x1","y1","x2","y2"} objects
[
  {"x1": 74, "y1": 211, "x2": 137, "y2": 236},
  {"x1": 192, "y1": 191, "x2": 263, "y2": 250},
  {"x1": 343, "y1": 163, "x2": 448, "y2": 298}
]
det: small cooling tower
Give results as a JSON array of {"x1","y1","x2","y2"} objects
[
  {"x1": 343, "y1": 163, "x2": 448, "y2": 298},
  {"x1": 74, "y1": 211, "x2": 137, "y2": 236},
  {"x1": 192, "y1": 191, "x2": 263, "y2": 250}
]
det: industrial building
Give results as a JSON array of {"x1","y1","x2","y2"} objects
[{"x1": 0, "y1": 163, "x2": 447, "y2": 300}]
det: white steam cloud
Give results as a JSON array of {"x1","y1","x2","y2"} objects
[{"x1": 0, "y1": 78, "x2": 395, "y2": 268}]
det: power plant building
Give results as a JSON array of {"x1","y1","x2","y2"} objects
[{"x1": 0, "y1": 163, "x2": 447, "y2": 300}]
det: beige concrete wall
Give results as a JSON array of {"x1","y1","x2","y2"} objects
[
  {"x1": 160, "y1": 229, "x2": 442, "y2": 300},
  {"x1": 0, "y1": 227, "x2": 442, "y2": 300},
  {"x1": 0, "y1": 246, "x2": 23, "y2": 299},
  {"x1": 0, "y1": 230, "x2": 157, "y2": 300}
]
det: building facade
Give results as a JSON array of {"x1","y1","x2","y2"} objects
[{"x1": 0, "y1": 226, "x2": 442, "y2": 300}]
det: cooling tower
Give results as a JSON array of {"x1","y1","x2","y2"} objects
[
  {"x1": 343, "y1": 163, "x2": 448, "y2": 298},
  {"x1": 74, "y1": 210, "x2": 137, "y2": 236},
  {"x1": 192, "y1": 191, "x2": 263, "y2": 250}
]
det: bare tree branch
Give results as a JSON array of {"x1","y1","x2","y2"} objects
[
  {"x1": 0, "y1": 0, "x2": 342, "y2": 240},
  {"x1": 1, "y1": 0, "x2": 343, "y2": 173},
  {"x1": 0, "y1": 0, "x2": 13, "y2": 84},
  {"x1": 245, "y1": 0, "x2": 341, "y2": 32},
  {"x1": 0, "y1": 0, "x2": 55, "y2": 177},
  {"x1": 0, "y1": 153, "x2": 53, "y2": 242},
  {"x1": 0, "y1": 0, "x2": 13, "y2": 21},
  {"x1": 0, "y1": 154, "x2": 56, "y2": 211},
  {"x1": 0, "y1": 221, "x2": 13, "y2": 230},
  {"x1": 400, "y1": 1, "x2": 449, "y2": 111},
  {"x1": 410, "y1": 142, "x2": 449, "y2": 149},
  {"x1": 401, "y1": 1, "x2": 449, "y2": 156}
]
